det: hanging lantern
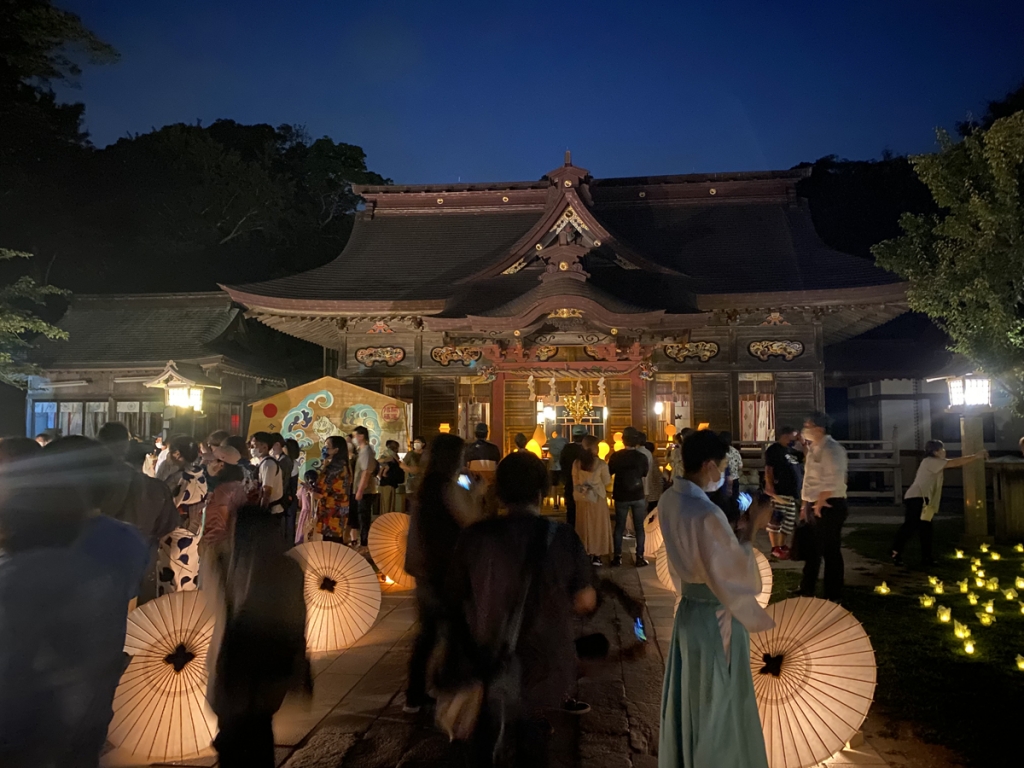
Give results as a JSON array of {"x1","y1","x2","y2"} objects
[
  {"x1": 919, "y1": 594, "x2": 936, "y2": 608},
  {"x1": 874, "y1": 581, "x2": 891, "y2": 595},
  {"x1": 937, "y1": 606, "x2": 952, "y2": 623}
]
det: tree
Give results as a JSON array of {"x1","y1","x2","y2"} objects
[
  {"x1": 873, "y1": 112, "x2": 1024, "y2": 412},
  {"x1": 0, "y1": 249, "x2": 67, "y2": 385}
]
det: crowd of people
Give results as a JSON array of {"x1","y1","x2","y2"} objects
[{"x1": 0, "y1": 410, "x2": 870, "y2": 767}]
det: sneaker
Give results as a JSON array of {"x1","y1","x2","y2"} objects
[
  {"x1": 402, "y1": 703, "x2": 422, "y2": 714},
  {"x1": 635, "y1": 557, "x2": 649, "y2": 568},
  {"x1": 563, "y1": 699, "x2": 591, "y2": 715},
  {"x1": 624, "y1": 532, "x2": 636, "y2": 540},
  {"x1": 770, "y1": 546, "x2": 785, "y2": 560},
  {"x1": 779, "y1": 545, "x2": 791, "y2": 560},
  {"x1": 591, "y1": 556, "x2": 603, "y2": 567},
  {"x1": 611, "y1": 555, "x2": 622, "y2": 567}
]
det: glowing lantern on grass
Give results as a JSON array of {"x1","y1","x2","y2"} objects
[
  {"x1": 1013, "y1": 544, "x2": 1023, "y2": 553},
  {"x1": 919, "y1": 595, "x2": 936, "y2": 608},
  {"x1": 980, "y1": 543, "x2": 990, "y2": 553},
  {"x1": 1015, "y1": 576, "x2": 1024, "y2": 590},
  {"x1": 982, "y1": 600, "x2": 995, "y2": 614},
  {"x1": 971, "y1": 563, "x2": 979, "y2": 573},
  {"x1": 954, "y1": 549, "x2": 965, "y2": 559},
  {"x1": 927, "y1": 575, "x2": 939, "y2": 586},
  {"x1": 976, "y1": 569, "x2": 986, "y2": 579},
  {"x1": 937, "y1": 606, "x2": 951, "y2": 623},
  {"x1": 1019, "y1": 601, "x2": 1024, "y2": 615},
  {"x1": 1016, "y1": 654, "x2": 1024, "y2": 671},
  {"x1": 977, "y1": 613, "x2": 995, "y2": 627},
  {"x1": 953, "y1": 620, "x2": 971, "y2": 639},
  {"x1": 967, "y1": 592, "x2": 979, "y2": 605},
  {"x1": 933, "y1": 581, "x2": 945, "y2": 595},
  {"x1": 874, "y1": 582, "x2": 891, "y2": 595},
  {"x1": 971, "y1": 557, "x2": 982, "y2": 566},
  {"x1": 1004, "y1": 588, "x2": 1019, "y2": 601},
  {"x1": 957, "y1": 579, "x2": 969, "y2": 593},
  {"x1": 986, "y1": 577, "x2": 1000, "y2": 592},
  {"x1": 990, "y1": 551, "x2": 1002, "y2": 561},
  {"x1": 964, "y1": 640, "x2": 975, "y2": 655},
  {"x1": 975, "y1": 577, "x2": 987, "y2": 589}
]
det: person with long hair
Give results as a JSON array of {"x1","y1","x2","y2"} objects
[
  {"x1": 573, "y1": 434, "x2": 613, "y2": 566},
  {"x1": 891, "y1": 439, "x2": 986, "y2": 567},
  {"x1": 403, "y1": 433, "x2": 477, "y2": 714},
  {"x1": 315, "y1": 435, "x2": 351, "y2": 543}
]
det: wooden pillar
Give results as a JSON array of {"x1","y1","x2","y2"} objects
[
  {"x1": 491, "y1": 373, "x2": 505, "y2": 444},
  {"x1": 961, "y1": 413, "x2": 990, "y2": 543},
  {"x1": 630, "y1": 369, "x2": 645, "y2": 432}
]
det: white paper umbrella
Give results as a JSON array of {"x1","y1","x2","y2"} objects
[
  {"x1": 755, "y1": 549, "x2": 773, "y2": 608},
  {"x1": 749, "y1": 597, "x2": 877, "y2": 768},
  {"x1": 657, "y1": 547, "x2": 773, "y2": 609},
  {"x1": 368, "y1": 512, "x2": 416, "y2": 590},
  {"x1": 644, "y1": 507, "x2": 663, "y2": 555},
  {"x1": 107, "y1": 591, "x2": 218, "y2": 763},
  {"x1": 289, "y1": 540, "x2": 382, "y2": 652}
]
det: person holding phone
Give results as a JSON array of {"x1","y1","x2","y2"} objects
[{"x1": 658, "y1": 429, "x2": 774, "y2": 768}]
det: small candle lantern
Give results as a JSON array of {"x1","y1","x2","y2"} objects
[
  {"x1": 1015, "y1": 576, "x2": 1024, "y2": 590},
  {"x1": 1016, "y1": 654, "x2": 1024, "y2": 671},
  {"x1": 977, "y1": 612, "x2": 996, "y2": 627},
  {"x1": 933, "y1": 581, "x2": 945, "y2": 595},
  {"x1": 919, "y1": 594, "x2": 936, "y2": 608},
  {"x1": 986, "y1": 577, "x2": 1000, "y2": 592},
  {"x1": 1004, "y1": 588, "x2": 1019, "y2": 601},
  {"x1": 980, "y1": 543, "x2": 990, "y2": 553},
  {"x1": 967, "y1": 592, "x2": 979, "y2": 605},
  {"x1": 990, "y1": 551, "x2": 1002, "y2": 561},
  {"x1": 953, "y1": 620, "x2": 971, "y2": 640},
  {"x1": 1013, "y1": 544, "x2": 1023, "y2": 553},
  {"x1": 954, "y1": 549, "x2": 965, "y2": 559},
  {"x1": 983, "y1": 600, "x2": 995, "y2": 615},
  {"x1": 957, "y1": 579, "x2": 969, "y2": 593},
  {"x1": 964, "y1": 640, "x2": 975, "y2": 654},
  {"x1": 937, "y1": 606, "x2": 952, "y2": 623},
  {"x1": 874, "y1": 581, "x2": 891, "y2": 595}
]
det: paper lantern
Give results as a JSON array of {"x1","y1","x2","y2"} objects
[
  {"x1": 967, "y1": 592, "x2": 979, "y2": 605},
  {"x1": 933, "y1": 581, "x2": 944, "y2": 595},
  {"x1": 1016, "y1": 654, "x2": 1024, "y2": 671},
  {"x1": 986, "y1": 577, "x2": 1000, "y2": 592},
  {"x1": 1015, "y1": 576, "x2": 1024, "y2": 590},
  {"x1": 665, "y1": 424, "x2": 677, "y2": 437},
  {"x1": 107, "y1": 592, "x2": 218, "y2": 763},
  {"x1": 367, "y1": 512, "x2": 416, "y2": 591},
  {"x1": 971, "y1": 557, "x2": 982, "y2": 566},
  {"x1": 1013, "y1": 544, "x2": 1023, "y2": 553},
  {"x1": 874, "y1": 581, "x2": 891, "y2": 595},
  {"x1": 982, "y1": 600, "x2": 995, "y2": 614},
  {"x1": 971, "y1": 563, "x2": 979, "y2": 573},
  {"x1": 976, "y1": 569, "x2": 986, "y2": 578},
  {"x1": 964, "y1": 640, "x2": 975, "y2": 655},
  {"x1": 980, "y1": 543, "x2": 990, "y2": 553},
  {"x1": 977, "y1": 612, "x2": 995, "y2": 627},
  {"x1": 1004, "y1": 588, "x2": 1019, "y2": 601},
  {"x1": 953, "y1": 620, "x2": 971, "y2": 639},
  {"x1": 954, "y1": 549, "x2": 965, "y2": 559},
  {"x1": 919, "y1": 594, "x2": 936, "y2": 608},
  {"x1": 990, "y1": 551, "x2": 1002, "y2": 561},
  {"x1": 957, "y1": 579, "x2": 969, "y2": 593},
  {"x1": 289, "y1": 541, "x2": 382, "y2": 652},
  {"x1": 927, "y1": 575, "x2": 939, "y2": 586},
  {"x1": 975, "y1": 577, "x2": 986, "y2": 589},
  {"x1": 937, "y1": 606, "x2": 951, "y2": 622},
  {"x1": 749, "y1": 597, "x2": 876, "y2": 768},
  {"x1": 1019, "y1": 601, "x2": 1024, "y2": 615},
  {"x1": 598, "y1": 441, "x2": 611, "y2": 460}
]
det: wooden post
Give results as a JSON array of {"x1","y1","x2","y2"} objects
[
  {"x1": 961, "y1": 413, "x2": 990, "y2": 543},
  {"x1": 630, "y1": 368, "x2": 646, "y2": 433},
  {"x1": 491, "y1": 373, "x2": 505, "y2": 449}
]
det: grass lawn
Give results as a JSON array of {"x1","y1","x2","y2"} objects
[{"x1": 835, "y1": 521, "x2": 1024, "y2": 767}]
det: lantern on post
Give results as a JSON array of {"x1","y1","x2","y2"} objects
[{"x1": 144, "y1": 361, "x2": 220, "y2": 436}]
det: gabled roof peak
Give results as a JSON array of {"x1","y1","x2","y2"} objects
[{"x1": 544, "y1": 150, "x2": 590, "y2": 189}]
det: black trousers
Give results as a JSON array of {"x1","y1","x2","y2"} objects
[
  {"x1": 799, "y1": 499, "x2": 848, "y2": 601},
  {"x1": 406, "y1": 586, "x2": 442, "y2": 707},
  {"x1": 467, "y1": 708, "x2": 550, "y2": 768},
  {"x1": 357, "y1": 494, "x2": 377, "y2": 546},
  {"x1": 892, "y1": 497, "x2": 933, "y2": 564},
  {"x1": 214, "y1": 712, "x2": 275, "y2": 768},
  {"x1": 564, "y1": 490, "x2": 577, "y2": 529}
]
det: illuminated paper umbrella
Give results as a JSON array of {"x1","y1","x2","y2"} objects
[
  {"x1": 368, "y1": 512, "x2": 417, "y2": 590},
  {"x1": 749, "y1": 597, "x2": 876, "y2": 768},
  {"x1": 644, "y1": 508, "x2": 664, "y2": 555},
  {"x1": 289, "y1": 541, "x2": 382, "y2": 652},
  {"x1": 107, "y1": 591, "x2": 218, "y2": 763},
  {"x1": 656, "y1": 546, "x2": 773, "y2": 608}
]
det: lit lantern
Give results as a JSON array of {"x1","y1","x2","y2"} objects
[
  {"x1": 976, "y1": 569, "x2": 986, "y2": 578},
  {"x1": 598, "y1": 441, "x2": 611, "y2": 460},
  {"x1": 957, "y1": 579, "x2": 969, "y2": 593},
  {"x1": 986, "y1": 577, "x2": 1000, "y2": 592},
  {"x1": 1013, "y1": 544, "x2": 1023, "y2": 553},
  {"x1": 144, "y1": 361, "x2": 218, "y2": 414},
  {"x1": 874, "y1": 581, "x2": 891, "y2": 595},
  {"x1": 1019, "y1": 601, "x2": 1024, "y2": 615},
  {"x1": 526, "y1": 424, "x2": 546, "y2": 459},
  {"x1": 1004, "y1": 588, "x2": 1019, "y2": 601},
  {"x1": 983, "y1": 600, "x2": 995, "y2": 615},
  {"x1": 975, "y1": 577, "x2": 987, "y2": 589},
  {"x1": 977, "y1": 612, "x2": 995, "y2": 627},
  {"x1": 919, "y1": 594, "x2": 936, "y2": 608},
  {"x1": 613, "y1": 431, "x2": 625, "y2": 452},
  {"x1": 990, "y1": 551, "x2": 1002, "y2": 561},
  {"x1": 1017, "y1": 576, "x2": 1024, "y2": 590},
  {"x1": 980, "y1": 543, "x2": 990, "y2": 553},
  {"x1": 953, "y1": 620, "x2": 971, "y2": 639},
  {"x1": 1016, "y1": 654, "x2": 1024, "y2": 671},
  {"x1": 964, "y1": 640, "x2": 975, "y2": 655},
  {"x1": 933, "y1": 581, "x2": 944, "y2": 595},
  {"x1": 971, "y1": 557, "x2": 982, "y2": 566},
  {"x1": 937, "y1": 606, "x2": 951, "y2": 623},
  {"x1": 927, "y1": 575, "x2": 939, "y2": 586},
  {"x1": 954, "y1": 549, "x2": 965, "y2": 559},
  {"x1": 968, "y1": 592, "x2": 979, "y2": 605},
  {"x1": 971, "y1": 563, "x2": 979, "y2": 573}
]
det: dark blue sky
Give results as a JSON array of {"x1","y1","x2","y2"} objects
[{"x1": 59, "y1": 0, "x2": 1024, "y2": 184}]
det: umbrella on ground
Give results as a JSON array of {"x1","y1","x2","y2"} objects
[
  {"x1": 657, "y1": 547, "x2": 773, "y2": 609},
  {"x1": 107, "y1": 591, "x2": 218, "y2": 763},
  {"x1": 749, "y1": 597, "x2": 877, "y2": 768},
  {"x1": 644, "y1": 508, "x2": 663, "y2": 555},
  {"x1": 289, "y1": 540, "x2": 381, "y2": 652},
  {"x1": 368, "y1": 512, "x2": 416, "y2": 590}
]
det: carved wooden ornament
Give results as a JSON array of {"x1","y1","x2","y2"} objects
[
  {"x1": 355, "y1": 347, "x2": 406, "y2": 367},
  {"x1": 664, "y1": 341, "x2": 719, "y2": 362},
  {"x1": 430, "y1": 346, "x2": 483, "y2": 366},
  {"x1": 748, "y1": 340, "x2": 804, "y2": 361}
]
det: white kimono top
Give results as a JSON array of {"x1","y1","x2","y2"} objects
[{"x1": 660, "y1": 478, "x2": 774, "y2": 654}]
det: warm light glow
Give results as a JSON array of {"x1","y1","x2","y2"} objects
[
  {"x1": 383, "y1": 575, "x2": 395, "y2": 585},
  {"x1": 954, "y1": 620, "x2": 971, "y2": 640},
  {"x1": 933, "y1": 581, "x2": 945, "y2": 595},
  {"x1": 977, "y1": 569, "x2": 986, "y2": 578},
  {"x1": 438, "y1": 423, "x2": 450, "y2": 434},
  {"x1": 919, "y1": 594, "x2": 936, "y2": 608},
  {"x1": 967, "y1": 592, "x2": 979, "y2": 606},
  {"x1": 1004, "y1": 588, "x2": 1019, "y2": 601},
  {"x1": 1015, "y1": 577, "x2": 1024, "y2": 590},
  {"x1": 697, "y1": 422, "x2": 710, "y2": 431},
  {"x1": 937, "y1": 606, "x2": 951, "y2": 623},
  {"x1": 971, "y1": 563, "x2": 979, "y2": 573},
  {"x1": 598, "y1": 441, "x2": 610, "y2": 460},
  {"x1": 602, "y1": 407, "x2": 609, "y2": 420},
  {"x1": 1014, "y1": 544, "x2": 1023, "y2": 553},
  {"x1": 980, "y1": 543, "x2": 990, "y2": 553},
  {"x1": 977, "y1": 612, "x2": 995, "y2": 627},
  {"x1": 957, "y1": 579, "x2": 969, "y2": 593},
  {"x1": 654, "y1": 401, "x2": 664, "y2": 416},
  {"x1": 526, "y1": 439, "x2": 542, "y2": 458},
  {"x1": 964, "y1": 640, "x2": 975, "y2": 655},
  {"x1": 954, "y1": 549, "x2": 965, "y2": 559},
  {"x1": 665, "y1": 424, "x2": 677, "y2": 437},
  {"x1": 1019, "y1": 601, "x2": 1024, "y2": 615},
  {"x1": 166, "y1": 386, "x2": 203, "y2": 411},
  {"x1": 990, "y1": 551, "x2": 1002, "y2": 561},
  {"x1": 927, "y1": 575, "x2": 939, "y2": 586},
  {"x1": 543, "y1": 406, "x2": 556, "y2": 421},
  {"x1": 948, "y1": 376, "x2": 991, "y2": 408},
  {"x1": 987, "y1": 577, "x2": 1000, "y2": 592},
  {"x1": 1016, "y1": 654, "x2": 1024, "y2": 671},
  {"x1": 983, "y1": 600, "x2": 995, "y2": 614},
  {"x1": 874, "y1": 581, "x2": 891, "y2": 595},
  {"x1": 975, "y1": 577, "x2": 986, "y2": 588}
]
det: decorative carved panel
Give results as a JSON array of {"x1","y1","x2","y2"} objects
[
  {"x1": 355, "y1": 346, "x2": 406, "y2": 367},
  {"x1": 367, "y1": 320, "x2": 395, "y2": 334},
  {"x1": 502, "y1": 258, "x2": 528, "y2": 275},
  {"x1": 535, "y1": 346, "x2": 558, "y2": 362},
  {"x1": 664, "y1": 341, "x2": 719, "y2": 362},
  {"x1": 430, "y1": 346, "x2": 483, "y2": 366},
  {"x1": 760, "y1": 311, "x2": 789, "y2": 326},
  {"x1": 548, "y1": 308, "x2": 583, "y2": 319},
  {"x1": 748, "y1": 340, "x2": 804, "y2": 361}
]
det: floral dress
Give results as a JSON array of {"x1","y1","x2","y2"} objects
[{"x1": 315, "y1": 461, "x2": 351, "y2": 541}]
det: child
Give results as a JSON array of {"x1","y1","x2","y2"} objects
[{"x1": 295, "y1": 470, "x2": 319, "y2": 545}]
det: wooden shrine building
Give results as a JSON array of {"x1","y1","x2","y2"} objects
[{"x1": 224, "y1": 155, "x2": 908, "y2": 452}]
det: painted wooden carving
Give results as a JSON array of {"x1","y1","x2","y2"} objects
[
  {"x1": 355, "y1": 346, "x2": 406, "y2": 367},
  {"x1": 664, "y1": 341, "x2": 719, "y2": 362},
  {"x1": 430, "y1": 346, "x2": 483, "y2": 366},
  {"x1": 748, "y1": 340, "x2": 804, "y2": 361},
  {"x1": 535, "y1": 345, "x2": 558, "y2": 361}
]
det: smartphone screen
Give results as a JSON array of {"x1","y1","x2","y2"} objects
[
  {"x1": 634, "y1": 617, "x2": 647, "y2": 642},
  {"x1": 737, "y1": 492, "x2": 752, "y2": 513},
  {"x1": 457, "y1": 474, "x2": 471, "y2": 490}
]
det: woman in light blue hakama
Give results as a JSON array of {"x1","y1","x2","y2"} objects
[{"x1": 658, "y1": 430, "x2": 775, "y2": 768}]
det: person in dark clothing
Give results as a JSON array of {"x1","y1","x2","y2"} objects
[
  {"x1": 378, "y1": 439, "x2": 406, "y2": 514},
  {"x1": 403, "y1": 434, "x2": 478, "y2": 713},
  {"x1": 207, "y1": 507, "x2": 309, "y2": 768},
  {"x1": 438, "y1": 451, "x2": 596, "y2": 768},
  {"x1": 607, "y1": 427, "x2": 650, "y2": 567},
  {"x1": 764, "y1": 427, "x2": 804, "y2": 559},
  {"x1": 559, "y1": 427, "x2": 587, "y2": 529},
  {"x1": 465, "y1": 423, "x2": 502, "y2": 517}
]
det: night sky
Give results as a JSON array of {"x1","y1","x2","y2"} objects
[{"x1": 58, "y1": 0, "x2": 1024, "y2": 184}]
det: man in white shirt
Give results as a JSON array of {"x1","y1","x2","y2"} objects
[
  {"x1": 798, "y1": 411, "x2": 848, "y2": 602},
  {"x1": 250, "y1": 432, "x2": 284, "y2": 515},
  {"x1": 352, "y1": 426, "x2": 379, "y2": 548}
]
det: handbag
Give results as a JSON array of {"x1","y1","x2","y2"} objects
[{"x1": 435, "y1": 519, "x2": 556, "y2": 741}]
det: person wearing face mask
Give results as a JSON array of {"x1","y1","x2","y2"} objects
[
  {"x1": 351, "y1": 426, "x2": 379, "y2": 549},
  {"x1": 658, "y1": 429, "x2": 774, "y2": 768},
  {"x1": 797, "y1": 412, "x2": 848, "y2": 602},
  {"x1": 401, "y1": 437, "x2": 426, "y2": 506},
  {"x1": 891, "y1": 440, "x2": 986, "y2": 567}
]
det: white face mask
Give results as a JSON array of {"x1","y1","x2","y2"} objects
[
  {"x1": 413, "y1": 442, "x2": 423, "y2": 450},
  {"x1": 703, "y1": 463, "x2": 726, "y2": 492}
]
